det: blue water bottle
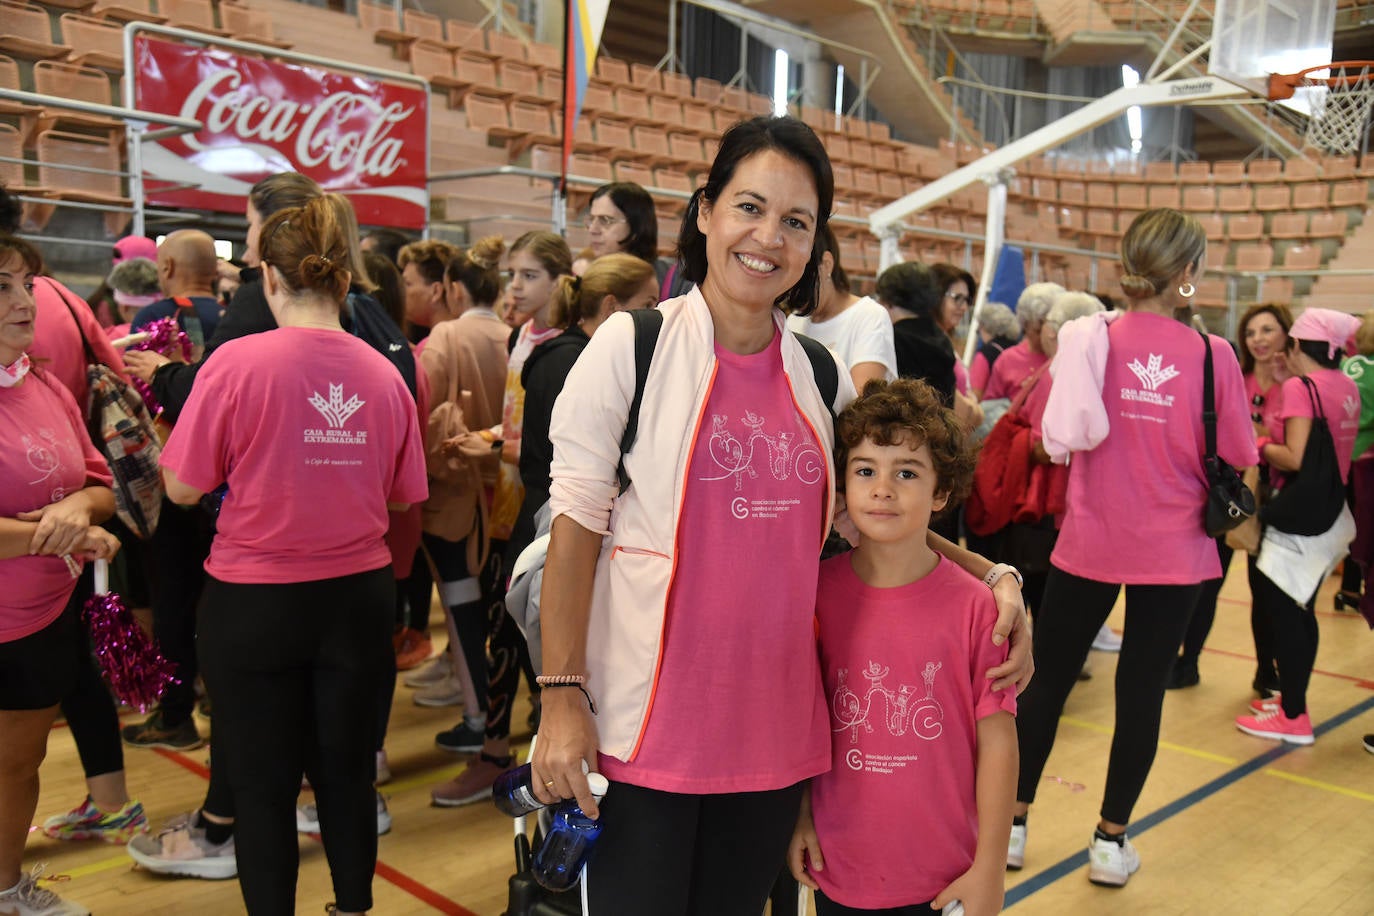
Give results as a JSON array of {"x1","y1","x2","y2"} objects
[
  {"x1": 492, "y1": 764, "x2": 544, "y2": 817},
  {"x1": 532, "y1": 774, "x2": 609, "y2": 892}
]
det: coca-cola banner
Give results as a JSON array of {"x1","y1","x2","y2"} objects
[{"x1": 133, "y1": 37, "x2": 427, "y2": 228}]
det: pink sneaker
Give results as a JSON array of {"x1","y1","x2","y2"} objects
[
  {"x1": 1235, "y1": 709, "x2": 1314, "y2": 745},
  {"x1": 1248, "y1": 693, "x2": 1281, "y2": 714}
]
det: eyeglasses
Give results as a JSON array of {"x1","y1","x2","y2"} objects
[
  {"x1": 945, "y1": 292, "x2": 970, "y2": 306},
  {"x1": 586, "y1": 214, "x2": 626, "y2": 230}
]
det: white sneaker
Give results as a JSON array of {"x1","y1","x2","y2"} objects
[
  {"x1": 413, "y1": 673, "x2": 464, "y2": 707},
  {"x1": 403, "y1": 652, "x2": 452, "y2": 688},
  {"x1": 296, "y1": 791, "x2": 391, "y2": 836},
  {"x1": 375, "y1": 749, "x2": 391, "y2": 786},
  {"x1": 1087, "y1": 832, "x2": 1140, "y2": 887},
  {"x1": 1007, "y1": 823, "x2": 1026, "y2": 870},
  {"x1": 0, "y1": 865, "x2": 90, "y2": 915},
  {"x1": 1091, "y1": 625, "x2": 1123, "y2": 653}
]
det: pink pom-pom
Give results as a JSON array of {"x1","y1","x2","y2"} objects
[
  {"x1": 82, "y1": 589, "x2": 178, "y2": 713},
  {"x1": 126, "y1": 317, "x2": 192, "y2": 420}
]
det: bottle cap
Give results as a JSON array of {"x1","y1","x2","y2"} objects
[{"x1": 586, "y1": 772, "x2": 609, "y2": 800}]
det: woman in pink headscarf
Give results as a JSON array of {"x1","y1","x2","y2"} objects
[{"x1": 1235, "y1": 308, "x2": 1361, "y2": 747}]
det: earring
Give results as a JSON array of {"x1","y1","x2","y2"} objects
[{"x1": 1178, "y1": 282, "x2": 1196, "y2": 299}]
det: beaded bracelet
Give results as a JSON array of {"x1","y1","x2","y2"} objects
[{"x1": 536, "y1": 674, "x2": 586, "y2": 686}]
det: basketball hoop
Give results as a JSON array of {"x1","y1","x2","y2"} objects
[{"x1": 1268, "y1": 62, "x2": 1374, "y2": 155}]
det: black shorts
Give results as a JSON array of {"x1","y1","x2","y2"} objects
[{"x1": 0, "y1": 594, "x2": 82, "y2": 710}]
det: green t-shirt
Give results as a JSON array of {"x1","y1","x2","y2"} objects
[{"x1": 1341, "y1": 355, "x2": 1374, "y2": 458}]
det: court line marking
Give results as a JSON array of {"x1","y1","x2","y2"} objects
[
  {"x1": 1007, "y1": 694, "x2": 1374, "y2": 907},
  {"x1": 1059, "y1": 716, "x2": 1240, "y2": 766},
  {"x1": 1261, "y1": 769, "x2": 1374, "y2": 803}
]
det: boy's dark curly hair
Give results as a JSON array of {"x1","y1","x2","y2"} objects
[{"x1": 836, "y1": 378, "x2": 979, "y2": 516}]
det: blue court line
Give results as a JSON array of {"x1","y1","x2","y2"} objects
[{"x1": 1006, "y1": 694, "x2": 1374, "y2": 907}]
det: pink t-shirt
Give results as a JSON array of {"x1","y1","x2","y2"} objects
[
  {"x1": 981, "y1": 340, "x2": 1046, "y2": 402},
  {"x1": 598, "y1": 332, "x2": 831, "y2": 793},
  {"x1": 969, "y1": 350, "x2": 992, "y2": 394},
  {"x1": 1280, "y1": 369, "x2": 1360, "y2": 482},
  {"x1": 160, "y1": 327, "x2": 428, "y2": 584},
  {"x1": 29, "y1": 277, "x2": 127, "y2": 406},
  {"x1": 1246, "y1": 372, "x2": 1287, "y2": 444},
  {"x1": 953, "y1": 358, "x2": 970, "y2": 396},
  {"x1": 0, "y1": 370, "x2": 113, "y2": 641},
  {"x1": 1014, "y1": 364, "x2": 1053, "y2": 445},
  {"x1": 1051, "y1": 312, "x2": 1257, "y2": 584},
  {"x1": 810, "y1": 555, "x2": 1015, "y2": 909}
]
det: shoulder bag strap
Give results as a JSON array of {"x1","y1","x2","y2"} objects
[
  {"x1": 616, "y1": 308, "x2": 663, "y2": 493},
  {"x1": 793, "y1": 331, "x2": 839, "y2": 426},
  {"x1": 44, "y1": 278, "x2": 99, "y2": 368},
  {"x1": 1200, "y1": 329, "x2": 1218, "y2": 461},
  {"x1": 1300, "y1": 374, "x2": 1326, "y2": 421}
]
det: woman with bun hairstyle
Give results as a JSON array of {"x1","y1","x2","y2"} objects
[
  {"x1": 156, "y1": 197, "x2": 427, "y2": 915},
  {"x1": 1012, "y1": 209, "x2": 1256, "y2": 887},
  {"x1": 1234, "y1": 307, "x2": 1361, "y2": 746}
]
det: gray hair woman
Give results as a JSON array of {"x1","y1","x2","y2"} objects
[
  {"x1": 969, "y1": 301, "x2": 1021, "y2": 399},
  {"x1": 982, "y1": 282, "x2": 1064, "y2": 401}
]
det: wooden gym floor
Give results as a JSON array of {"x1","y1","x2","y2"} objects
[{"x1": 25, "y1": 554, "x2": 1374, "y2": 914}]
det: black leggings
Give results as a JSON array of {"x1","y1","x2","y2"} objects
[
  {"x1": 1016, "y1": 566, "x2": 1201, "y2": 825},
  {"x1": 585, "y1": 781, "x2": 805, "y2": 916},
  {"x1": 1178, "y1": 537, "x2": 1234, "y2": 663},
  {"x1": 197, "y1": 568, "x2": 393, "y2": 915},
  {"x1": 57, "y1": 566, "x2": 124, "y2": 779},
  {"x1": 149, "y1": 499, "x2": 212, "y2": 725},
  {"x1": 1250, "y1": 567, "x2": 1319, "y2": 718},
  {"x1": 396, "y1": 548, "x2": 433, "y2": 632}
]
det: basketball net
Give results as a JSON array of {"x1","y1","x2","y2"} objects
[{"x1": 1284, "y1": 64, "x2": 1374, "y2": 155}]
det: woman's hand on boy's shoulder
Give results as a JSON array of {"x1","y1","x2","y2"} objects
[{"x1": 987, "y1": 577, "x2": 1033, "y2": 694}]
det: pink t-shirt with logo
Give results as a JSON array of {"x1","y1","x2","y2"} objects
[
  {"x1": 598, "y1": 332, "x2": 831, "y2": 793},
  {"x1": 981, "y1": 340, "x2": 1047, "y2": 401},
  {"x1": 1052, "y1": 312, "x2": 1257, "y2": 584},
  {"x1": 0, "y1": 371, "x2": 113, "y2": 642},
  {"x1": 810, "y1": 555, "x2": 1015, "y2": 909},
  {"x1": 1280, "y1": 368, "x2": 1360, "y2": 482},
  {"x1": 160, "y1": 327, "x2": 428, "y2": 584},
  {"x1": 1246, "y1": 372, "x2": 1287, "y2": 444}
]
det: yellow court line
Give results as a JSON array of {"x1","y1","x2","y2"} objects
[
  {"x1": 382, "y1": 764, "x2": 467, "y2": 796},
  {"x1": 1059, "y1": 716, "x2": 1240, "y2": 765},
  {"x1": 1262, "y1": 768, "x2": 1374, "y2": 803},
  {"x1": 48, "y1": 854, "x2": 132, "y2": 880}
]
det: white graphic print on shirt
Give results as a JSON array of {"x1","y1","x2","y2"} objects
[
  {"x1": 831, "y1": 660, "x2": 946, "y2": 775},
  {"x1": 23, "y1": 429, "x2": 69, "y2": 502},
  {"x1": 305, "y1": 383, "x2": 368, "y2": 447},
  {"x1": 700, "y1": 410, "x2": 822, "y2": 518},
  {"x1": 1123, "y1": 353, "x2": 1181, "y2": 407}
]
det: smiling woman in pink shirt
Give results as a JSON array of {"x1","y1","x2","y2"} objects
[{"x1": 1012, "y1": 209, "x2": 1257, "y2": 889}]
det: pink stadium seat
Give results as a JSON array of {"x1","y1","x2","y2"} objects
[
  {"x1": 220, "y1": 4, "x2": 291, "y2": 48},
  {"x1": 1197, "y1": 212, "x2": 1224, "y2": 241},
  {"x1": 693, "y1": 76, "x2": 722, "y2": 104},
  {"x1": 3, "y1": 2, "x2": 72, "y2": 61},
  {"x1": 1283, "y1": 157, "x2": 1320, "y2": 182},
  {"x1": 33, "y1": 59, "x2": 122, "y2": 136},
  {"x1": 1177, "y1": 160, "x2": 1209, "y2": 183},
  {"x1": 1226, "y1": 213, "x2": 1263, "y2": 240},
  {"x1": 1181, "y1": 185, "x2": 1216, "y2": 211},
  {"x1": 1330, "y1": 180, "x2": 1369, "y2": 208},
  {"x1": 1247, "y1": 158, "x2": 1283, "y2": 183},
  {"x1": 1253, "y1": 184, "x2": 1291, "y2": 211},
  {"x1": 1211, "y1": 160, "x2": 1246, "y2": 184},
  {"x1": 1308, "y1": 210, "x2": 1348, "y2": 238},
  {"x1": 1291, "y1": 182, "x2": 1329, "y2": 209},
  {"x1": 595, "y1": 56, "x2": 630, "y2": 85},
  {"x1": 486, "y1": 30, "x2": 526, "y2": 62},
  {"x1": 1087, "y1": 181, "x2": 1115, "y2": 208},
  {"x1": 1321, "y1": 155, "x2": 1356, "y2": 180},
  {"x1": 1268, "y1": 211, "x2": 1308, "y2": 240},
  {"x1": 1282, "y1": 245, "x2": 1322, "y2": 271},
  {"x1": 631, "y1": 124, "x2": 675, "y2": 168},
  {"x1": 1147, "y1": 184, "x2": 1181, "y2": 208},
  {"x1": 1233, "y1": 242, "x2": 1274, "y2": 272},
  {"x1": 445, "y1": 20, "x2": 496, "y2": 59},
  {"x1": 1217, "y1": 185, "x2": 1252, "y2": 212},
  {"x1": 58, "y1": 13, "x2": 120, "y2": 70}
]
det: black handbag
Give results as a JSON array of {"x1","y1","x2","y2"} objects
[
  {"x1": 1259, "y1": 376, "x2": 1346, "y2": 536},
  {"x1": 1201, "y1": 331, "x2": 1257, "y2": 537}
]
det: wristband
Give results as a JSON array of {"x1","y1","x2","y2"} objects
[
  {"x1": 982, "y1": 563, "x2": 1023, "y2": 589},
  {"x1": 539, "y1": 682, "x2": 597, "y2": 715},
  {"x1": 536, "y1": 674, "x2": 586, "y2": 686}
]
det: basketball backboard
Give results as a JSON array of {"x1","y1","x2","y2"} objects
[{"x1": 1209, "y1": 0, "x2": 1336, "y2": 113}]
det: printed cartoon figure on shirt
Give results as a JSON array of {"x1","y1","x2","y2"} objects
[
  {"x1": 702, "y1": 409, "x2": 823, "y2": 491},
  {"x1": 832, "y1": 660, "x2": 945, "y2": 744}
]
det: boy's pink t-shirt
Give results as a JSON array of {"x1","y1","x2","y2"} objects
[
  {"x1": 981, "y1": 340, "x2": 1046, "y2": 401},
  {"x1": 1052, "y1": 312, "x2": 1257, "y2": 584},
  {"x1": 160, "y1": 328, "x2": 428, "y2": 584},
  {"x1": 1280, "y1": 368, "x2": 1360, "y2": 482},
  {"x1": 811, "y1": 554, "x2": 1015, "y2": 909},
  {"x1": 598, "y1": 332, "x2": 831, "y2": 793},
  {"x1": 0, "y1": 371, "x2": 112, "y2": 641}
]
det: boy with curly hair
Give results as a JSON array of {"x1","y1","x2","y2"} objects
[{"x1": 789, "y1": 378, "x2": 1018, "y2": 916}]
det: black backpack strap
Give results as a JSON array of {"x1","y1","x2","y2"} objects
[
  {"x1": 1300, "y1": 374, "x2": 1326, "y2": 421},
  {"x1": 616, "y1": 308, "x2": 664, "y2": 494},
  {"x1": 794, "y1": 332, "x2": 839, "y2": 425},
  {"x1": 1200, "y1": 329, "x2": 1217, "y2": 460}
]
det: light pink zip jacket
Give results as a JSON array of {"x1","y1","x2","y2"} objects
[
  {"x1": 1042, "y1": 310, "x2": 1122, "y2": 463},
  {"x1": 546, "y1": 287, "x2": 854, "y2": 761}
]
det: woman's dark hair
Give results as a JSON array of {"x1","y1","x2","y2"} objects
[
  {"x1": 258, "y1": 197, "x2": 351, "y2": 305},
  {"x1": 875, "y1": 261, "x2": 941, "y2": 327},
  {"x1": 590, "y1": 182, "x2": 658, "y2": 262},
  {"x1": 364, "y1": 251, "x2": 404, "y2": 327},
  {"x1": 248, "y1": 172, "x2": 323, "y2": 220},
  {"x1": 0, "y1": 233, "x2": 44, "y2": 276},
  {"x1": 678, "y1": 116, "x2": 834, "y2": 316},
  {"x1": 817, "y1": 225, "x2": 850, "y2": 295},
  {"x1": 1291, "y1": 336, "x2": 1342, "y2": 369},
  {"x1": 446, "y1": 235, "x2": 505, "y2": 307},
  {"x1": 363, "y1": 228, "x2": 412, "y2": 266},
  {"x1": 1237, "y1": 302, "x2": 1294, "y2": 375},
  {"x1": 0, "y1": 182, "x2": 20, "y2": 235},
  {"x1": 931, "y1": 262, "x2": 976, "y2": 306}
]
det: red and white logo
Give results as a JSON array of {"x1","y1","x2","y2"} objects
[{"x1": 134, "y1": 37, "x2": 428, "y2": 228}]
